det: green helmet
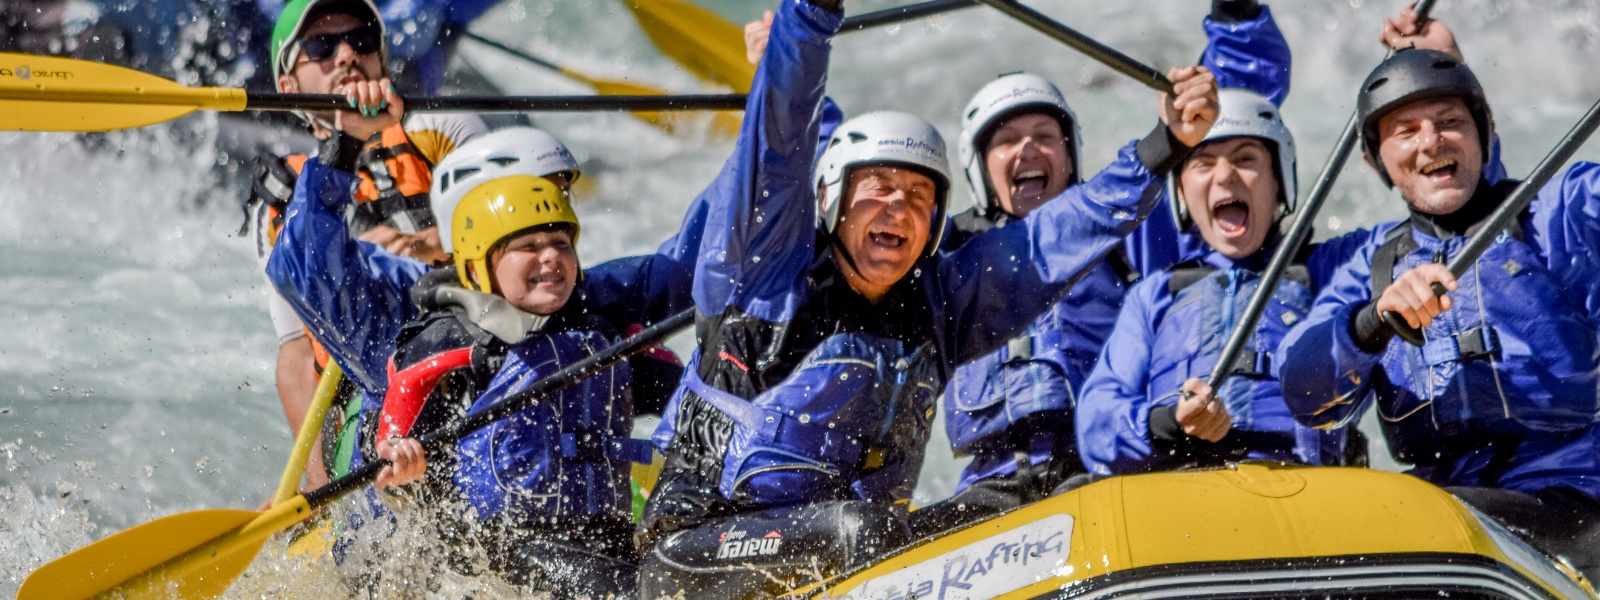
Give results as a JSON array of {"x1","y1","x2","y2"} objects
[{"x1": 270, "y1": 0, "x2": 387, "y2": 82}]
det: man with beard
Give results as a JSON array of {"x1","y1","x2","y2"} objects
[
  {"x1": 1275, "y1": 7, "x2": 1600, "y2": 580},
  {"x1": 634, "y1": 0, "x2": 1219, "y2": 595},
  {"x1": 246, "y1": 0, "x2": 486, "y2": 488}
]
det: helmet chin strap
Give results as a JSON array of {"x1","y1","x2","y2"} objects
[{"x1": 826, "y1": 227, "x2": 869, "y2": 283}]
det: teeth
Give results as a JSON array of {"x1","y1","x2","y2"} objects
[
  {"x1": 1421, "y1": 159, "x2": 1457, "y2": 175},
  {"x1": 1014, "y1": 170, "x2": 1046, "y2": 183}
]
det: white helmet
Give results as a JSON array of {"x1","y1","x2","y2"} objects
[
  {"x1": 958, "y1": 72, "x2": 1084, "y2": 217},
  {"x1": 1167, "y1": 88, "x2": 1298, "y2": 230},
  {"x1": 429, "y1": 127, "x2": 582, "y2": 254},
  {"x1": 815, "y1": 111, "x2": 952, "y2": 257}
]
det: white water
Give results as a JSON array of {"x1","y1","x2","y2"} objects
[{"x1": 4, "y1": 0, "x2": 1600, "y2": 595}]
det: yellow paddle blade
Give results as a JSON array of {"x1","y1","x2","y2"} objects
[
  {"x1": 621, "y1": 0, "x2": 755, "y2": 93},
  {"x1": 0, "y1": 52, "x2": 246, "y2": 132},
  {"x1": 562, "y1": 65, "x2": 741, "y2": 136},
  {"x1": 20, "y1": 496, "x2": 314, "y2": 600}
]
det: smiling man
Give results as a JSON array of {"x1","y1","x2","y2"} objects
[
  {"x1": 1275, "y1": 9, "x2": 1600, "y2": 580},
  {"x1": 634, "y1": 0, "x2": 1218, "y2": 595},
  {"x1": 246, "y1": 0, "x2": 487, "y2": 493}
]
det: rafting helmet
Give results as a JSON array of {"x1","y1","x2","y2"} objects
[
  {"x1": 958, "y1": 72, "x2": 1083, "y2": 217},
  {"x1": 1167, "y1": 88, "x2": 1299, "y2": 230},
  {"x1": 448, "y1": 176, "x2": 579, "y2": 294},
  {"x1": 816, "y1": 111, "x2": 952, "y2": 257},
  {"x1": 430, "y1": 127, "x2": 582, "y2": 256},
  {"x1": 271, "y1": 0, "x2": 387, "y2": 83},
  {"x1": 1358, "y1": 48, "x2": 1493, "y2": 188}
]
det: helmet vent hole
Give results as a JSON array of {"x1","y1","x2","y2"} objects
[
  {"x1": 1431, "y1": 59, "x2": 1457, "y2": 69},
  {"x1": 1259, "y1": 111, "x2": 1275, "y2": 120},
  {"x1": 848, "y1": 132, "x2": 868, "y2": 143},
  {"x1": 1366, "y1": 77, "x2": 1389, "y2": 92},
  {"x1": 455, "y1": 166, "x2": 480, "y2": 181},
  {"x1": 487, "y1": 156, "x2": 519, "y2": 167}
]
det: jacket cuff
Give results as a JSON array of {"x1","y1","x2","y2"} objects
[
  {"x1": 1137, "y1": 122, "x2": 1192, "y2": 176},
  {"x1": 1210, "y1": 0, "x2": 1262, "y2": 22},
  {"x1": 1149, "y1": 404, "x2": 1183, "y2": 441},
  {"x1": 1349, "y1": 302, "x2": 1395, "y2": 354}
]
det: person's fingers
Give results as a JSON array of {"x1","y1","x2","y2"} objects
[{"x1": 381, "y1": 78, "x2": 404, "y2": 118}]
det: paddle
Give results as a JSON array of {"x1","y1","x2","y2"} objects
[
  {"x1": 970, "y1": 0, "x2": 1173, "y2": 94},
  {"x1": 271, "y1": 363, "x2": 343, "y2": 504},
  {"x1": 18, "y1": 308, "x2": 695, "y2": 600},
  {"x1": 623, "y1": 0, "x2": 755, "y2": 92},
  {"x1": 623, "y1": 0, "x2": 983, "y2": 93},
  {"x1": 1206, "y1": 0, "x2": 1438, "y2": 389},
  {"x1": 460, "y1": 31, "x2": 741, "y2": 135},
  {"x1": 0, "y1": 52, "x2": 743, "y2": 133},
  {"x1": 1383, "y1": 94, "x2": 1600, "y2": 345}
]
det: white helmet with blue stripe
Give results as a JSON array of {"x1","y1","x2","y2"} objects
[
  {"x1": 815, "y1": 111, "x2": 952, "y2": 257},
  {"x1": 958, "y1": 72, "x2": 1083, "y2": 217},
  {"x1": 1167, "y1": 88, "x2": 1298, "y2": 230}
]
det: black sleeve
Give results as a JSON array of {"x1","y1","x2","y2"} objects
[
  {"x1": 1211, "y1": 0, "x2": 1262, "y2": 22},
  {"x1": 1136, "y1": 121, "x2": 1193, "y2": 176}
]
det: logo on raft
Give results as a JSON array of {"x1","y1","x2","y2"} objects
[
  {"x1": 716, "y1": 528, "x2": 784, "y2": 560},
  {"x1": 837, "y1": 514, "x2": 1074, "y2": 600},
  {"x1": 0, "y1": 66, "x2": 73, "y2": 81}
]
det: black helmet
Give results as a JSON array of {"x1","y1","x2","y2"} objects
[{"x1": 1357, "y1": 48, "x2": 1493, "y2": 187}]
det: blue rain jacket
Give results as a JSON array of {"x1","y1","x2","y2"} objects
[
  {"x1": 266, "y1": 149, "x2": 710, "y2": 489},
  {"x1": 1076, "y1": 235, "x2": 1369, "y2": 476},
  {"x1": 649, "y1": 0, "x2": 1173, "y2": 512},
  {"x1": 1276, "y1": 166, "x2": 1600, "y2": 500},
  {"x1": 942, "y1": 4, "x2": 1292, "y2": 489}
]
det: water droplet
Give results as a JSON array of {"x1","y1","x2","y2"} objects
[{"x1": 798, "y1": 413, "x2": 811, "y2": 424}]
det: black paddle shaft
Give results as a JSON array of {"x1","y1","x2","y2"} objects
[
  {"x1": 971, "y1": 0, "x2": 1172, "y2": 94},
  {"x1": 244, "y1": 93, "x2": 746, "y2": 113},
  {"x1": 840, "y1": 0, "x2": 976, "y2": 31},
  {"x1": 1384, "y1": 94, "x2": 1600, "y2": 345},
  {"x1": 303, "y1": 308, "x2": 695, "y2": 509},
  {"x1": 1205, "y1": 0, "x2": 1438, "y2": 387}
]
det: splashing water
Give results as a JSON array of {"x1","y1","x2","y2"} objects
[{"x1": 5, "y1": 0, "x2": 1600, "y2": 596}]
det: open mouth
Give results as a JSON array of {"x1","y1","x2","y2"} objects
[
  {"x1": 1010, "y1": 168, "x2": 1048, "y2": 203},
  {"x1": 1419, "y1": 158, "x2": 1458, "y2": 181},
  {"x1": 1211, "y1": 198, "x2": 1250, "y2": 237},
  {"x1": 868, "y1": 230, "x2": 908, "y2": 249}
]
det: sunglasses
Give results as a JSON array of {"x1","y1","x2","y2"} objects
[{"x1": 297, "y1": 22, "x2": 382, "y2": 63}]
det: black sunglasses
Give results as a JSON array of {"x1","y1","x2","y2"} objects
[{"x1": 297, "y1": 22, "x2": 382, "y2": 62}]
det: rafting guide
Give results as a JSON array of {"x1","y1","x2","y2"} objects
[{"x1": 10, "y1": 0, "x2": 1600, "y2": 597}]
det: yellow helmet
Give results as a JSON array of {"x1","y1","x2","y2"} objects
[{"x1": 451, "y1": 175, "x2": 580, "y2": 293}]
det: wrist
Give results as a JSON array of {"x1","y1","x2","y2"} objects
[{"x1": 1349, "y1": 302, "x2": 1395, "y2": 354}]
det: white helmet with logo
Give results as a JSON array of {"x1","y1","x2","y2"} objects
[
  {"x1": 429, "y1": 127, "x2": 582, "y2": 253},
  {"x1": 815, "y1": 111, "x2": 952, "y2": 256},
  {"x1": 1167, "y1": 88, "x2": 1298, "y2": 230},
  {"x1": 958, "y1": 72, "x2": 1083, "y2": 217}
]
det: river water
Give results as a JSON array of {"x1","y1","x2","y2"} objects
[{"x1": 4, "y1": 0, "x2": 1599, "y2": 595}]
